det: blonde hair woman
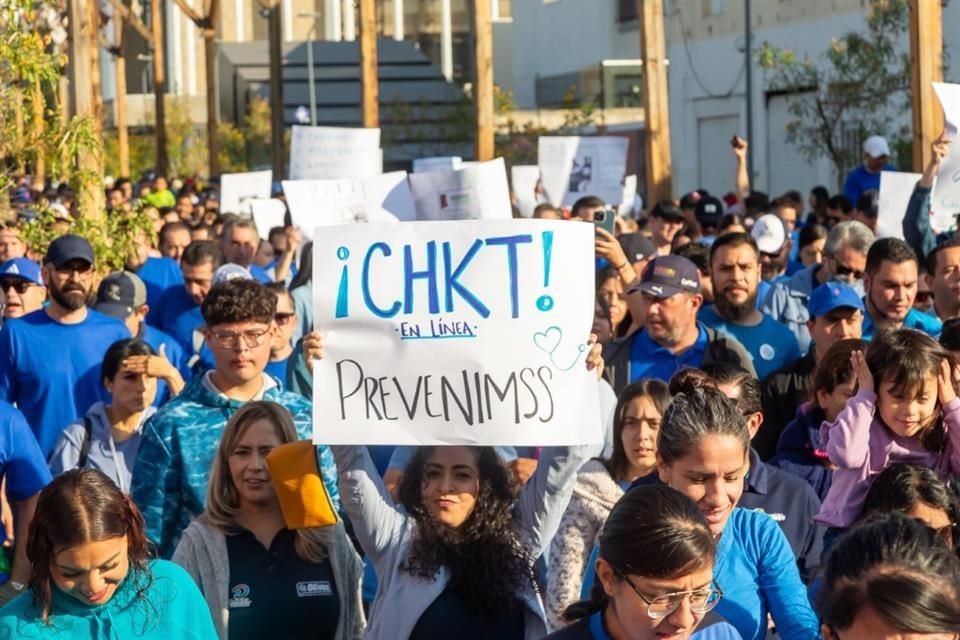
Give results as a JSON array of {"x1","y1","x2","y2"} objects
[{"x1": 172, "y1": 401, "x2": 364, "y2": 640}]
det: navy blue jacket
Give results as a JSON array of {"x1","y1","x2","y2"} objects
[{"x1": 770, "y1": 403, "x2": 834, "y2": 503}]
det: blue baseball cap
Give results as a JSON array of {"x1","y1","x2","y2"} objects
[
  {"x1": 0, "y1": 258, "x2": 43, "y2": 286},
  {"x1": 44, "y1": 234, "x2": 94, "y2": 267},
  {"x1": 808, "y1": 283, "x2": 864, "y2": 318}
]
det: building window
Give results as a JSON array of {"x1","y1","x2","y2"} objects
[
  {"x1": 702, "y1": 0, "x2": 725, "y2": 16},
  {"x1": 618, "y1": 0, "x2": 637, "y2": 23}
]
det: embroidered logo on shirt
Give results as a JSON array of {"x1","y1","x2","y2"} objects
[
  {"x1": 751, "y1": 507, "x2": 786, "y2": 522},
  {"x1": 759, "y1": 344, "x2": 776, "y2": 361},
  {"x1": 229, "y1": 583, "x2": 252, "y2": 608},
  {"x1": 296, "y1": 580, "x2": 333, "y2": 597}
]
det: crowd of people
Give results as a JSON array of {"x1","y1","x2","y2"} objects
[{"x1": 0, "y1": 131, "x2": 958, "y2": 639}]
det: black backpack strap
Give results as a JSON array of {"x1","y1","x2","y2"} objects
[{"x1": 77, "y1": 415, "x2": 94, "y2": 468}]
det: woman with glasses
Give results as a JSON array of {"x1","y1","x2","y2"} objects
[
  {"x1": 263, "y1": 283, "x2": 297, "y2": 383},
  {"x1": 654, "y1": 373, "x2": 819, "y2": 640},
  {"x1": 860, "y1": 462, "x2": 959, "y2": 549},
  {"x1": 547, "y1": 484, "x2": 738, "y2": 640},
  {"x1": 819, "y1": 514, "x2": 960, "y2": 639}
]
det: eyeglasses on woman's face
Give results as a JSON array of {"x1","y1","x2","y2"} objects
[{"x1": 616, "y1": 570, "x2": 723, "y2": 620}]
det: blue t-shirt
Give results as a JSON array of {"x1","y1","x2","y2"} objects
[
  {"x1": 698, "y1": 306, "x2": 801, "y2": 381},
  {"x1": 137, "y1": 256, "x2": 183, "y2": 326},
  {"x1": 862, "y1": 306, "x2": 942, "y2": 341},
  {"x1": 158, "y1": 286, "x2": 206, "y2": 357},
  {"x1": 0, "y1": 309, "x2": 131, "y2": 455},
  {"x1": 249, "y1": 263, "x2": 273, "y2": 284},
  {"x1": 0, "y1": 402, "x2": 50, "y2": 544},
  {"x1": 843, "y1": 163, "x2": 896, "y2": 205},
  {"x1": 141, "y1": 324, "x2": 192, "y2": 406},
  {"x1": 264, "y1": 357, "x2": 290, "y2": 387},
  {"x1": 628, "y1": 325, "x2": 709, "y2": 384}
]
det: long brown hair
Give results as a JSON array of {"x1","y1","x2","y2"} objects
[
  {"x1": 205, "y1": 401, "x2": 332, "y2": 563},
  {"x1": 26, "y1": 468, "x2": 152, "y2": 622},
  {"x1": 604, "y1": 379, "x2": 671, "y2": 481}
]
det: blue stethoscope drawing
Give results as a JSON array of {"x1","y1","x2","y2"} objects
[{"x1": 533, "y1": 326, "x2": 587, "y2": 371}]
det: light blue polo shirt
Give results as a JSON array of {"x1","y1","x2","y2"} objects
[{"x1": 861, "y1": 306, "x2": 942, "y2": 340}]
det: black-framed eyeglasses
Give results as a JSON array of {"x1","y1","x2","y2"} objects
[
  {"x1": 210, "y1": 328, "x2": 270, "y2": 349},
  {"x1": 274, "y1": 312, "x2": 295, "y2": 325},
  {"x1": 617, "y1": 571, "x2": 723, "y2": 620},
  {"x1": 0, "y1": 278, "x2": 32, "y2": 294}
]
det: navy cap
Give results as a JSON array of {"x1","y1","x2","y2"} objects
[
  {"x1": 44, "y1": 234, "x2": 94, "y2": 267},
  {"x1": 95, "y1": 271, "x2": 147, "y2": 319},
  {"x1": 0, "y1": 258, "x2": 42, "y2": 286},
  {"x1": 630, "y1": 255, "x2": 701, "y2": 298},
  {"x1": 808, "y1": 283, "x2": 864, "y2": 318},
  {"x1": 650, "y1": 200, "x2": 685, "y2": 222},
  {"x1": 618, "y1": 233, "x2": 656, "y2": 263}
]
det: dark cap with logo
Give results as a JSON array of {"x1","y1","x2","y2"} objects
[
  {"x1": 630, "y1": 255, "x2": 701, "y2": 298},
  {"x1": 650, "y1": 200, "x2": 685, "y2": 222},
  {"x1": 695, "y1": 195, "x2": 724, "y2": 228},
  {"x1": 95, "y1": 271, "x2": 147, "y2": 319},
  {"x1": 618, "y1": 233, "x2": 657, "y2": 263},
  {"x1": 44, "y1": 234, "x2": 94, "y2": 267}
]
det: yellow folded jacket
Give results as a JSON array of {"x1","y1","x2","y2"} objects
[{"x1": 266, "y1": 440, "x2": 338, "y2": 528}]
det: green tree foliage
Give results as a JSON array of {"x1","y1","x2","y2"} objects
[{"x1": 757, "y1": 0, "x2": 912, "y2": 188}]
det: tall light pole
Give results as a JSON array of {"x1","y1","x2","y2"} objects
[{"x1": 298, "y1": 11, "x2": 322, "y2": 126}]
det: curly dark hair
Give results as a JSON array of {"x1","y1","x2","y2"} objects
[
  {"x1": 397, "y1": 446, "x2": 536, "y2": 617},
  {"x1": 27, "y1": 469, "x2": 154, "y2": 624},
  {"x1": 201, "y1": 278, "x2": 276, "y2": 327}
]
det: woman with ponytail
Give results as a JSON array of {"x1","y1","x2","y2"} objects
[
  {"x1": 0, "y1": 468, "x2": 216, "y2": 638},
  {"x1": 172, "y1": 401, "x2": 364, "y2": 640},
  {"x1": 546, "y1": 484, "x2": 739, "y2": 640}
]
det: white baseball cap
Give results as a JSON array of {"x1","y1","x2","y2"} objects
[
  {"x1": 863, "y1": 135, "x2": 890, "y2": 159},
  {"x1": 751, "y1": 214, "x2": 787, "y2": 255}
]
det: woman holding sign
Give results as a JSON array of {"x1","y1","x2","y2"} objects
[
  {"x1": 173, "y1": 402, "x2": 364, "y2": 640},
  {"x1": 654, "y1": 374, "x2": 819, "y2": 640},
  {"x1": 326, "y1": 337, "x2": 605, "y2": 640}
]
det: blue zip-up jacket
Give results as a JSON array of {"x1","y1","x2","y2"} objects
[
  {"x1": 0, "y1": 559, "x2": 216, "y2": 639},
  {"x1": 130, "y1": 374, "x2": 340, "y2": 558},
  {"x1": 770, "y1": 403, "x2": 834, "y2": 503}
]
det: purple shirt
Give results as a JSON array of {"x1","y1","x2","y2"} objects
[{"x1": 816, "y1": 389, "x2": 960, "y2": 528}]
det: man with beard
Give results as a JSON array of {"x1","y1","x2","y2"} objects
[
  {"x1": 699, "y1": 233, "x2": 800, "y2": 381},
  {"x1": 602, "y1": 255, "x2": 755, "y2": 392},
  {"x1": 861, "y1": 237, "x2": 941, "y2": 339},
  {"x1": 0, "y1": 235, "x2": 130, "y2": 455}
]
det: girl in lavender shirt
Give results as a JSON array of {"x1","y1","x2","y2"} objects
[{"x1": 816, "y1": 329, "x2": 960, "y2": 537}]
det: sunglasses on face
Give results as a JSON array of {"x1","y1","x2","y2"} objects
[
  {"x1": 274, "y1": 312, "x2": 295, "y2": 325},
  {"x1": 832, "y1": 263, "x2": 864, "y2": 280},
  {"x1": 54, "y1": 262, "x2": 93, "y2": 276},
  {"x1": 0, "y1": 278, "x2": 31, "y2": 294}
]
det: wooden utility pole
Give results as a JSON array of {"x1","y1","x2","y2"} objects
[
  {"x1": 151, "y1": 0, "x2": 168, "y2": 176},
  {"x1": 359, "y1": 0, "x2": 379, "y2": 127},
  {"x1": 471, "y1": 0, "x2": 493, "y2": 161},
  {"x1": 267, "y1": 0, "x2": 285, "y2": 179},
  {"x1": 638, "y1": 0, "x2": 673, "y2": 204},
  {"x1": 172, "y1": 0, "x2": 221, "y2": 177},
  {"x1": 113, "y1": 6, "x2": 130, "y2": 178},
  {"x1": 909, "y1": 0, "x2": 943, "y2": 172},
  {"x1": 67, "y1": 0, "x2": 105, "y2": 217}
]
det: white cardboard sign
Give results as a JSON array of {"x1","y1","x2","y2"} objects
[
  {"x1": 877, "y1": 171, "x2": 921, "y2": 240},
  {"x1": 932, "y1": 82, "x2": 960, "y2": 230},
  {"x1": 220, "y1": 170, "x2": 272, "y2": 214},
  {"x1": 511, "y1": 165, "x2": 543, "y2": 218},
  {"x1": 311, "y1": 219, "x2": 602, "y2": 446},
  {"x1": 289, "y1": 125, "x2": 382, "y2": 180},
  {"x1": 408, "y1": 158, "x2": 513, "y2": 220},
  {"x1": 538, "y1": 136, "x2": 629, "y2": 207},
  {"x1": 247, "y1": 198, "x2": 288, "y2": 240},
  {"x1": 282, "y1": 172, "x2": 415, "y2": 238},
  {"x1": 413, "y1": 156, "x2": 463, "y2": 173}
]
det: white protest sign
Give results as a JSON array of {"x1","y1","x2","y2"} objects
[
  {"x1": 408, "y1": 157, "x2": 513, "y2": 220},
  {"x1": 511, "y1": 165, "x2": 542, "y2": 218},
  {"x1": 247, "y1": 198, "x2": 288, "y2": 240},
  {"x1": 877, "y1": 171, "x2": 921, "y2": 240},
  {"x1": 311, "y1": 219, "x2": 602, "y2": 446},
  {"x1": 933, "y1": 82, "x2": 960, "y2": 229},
  {"x1": 538, "y1": 136, "x2": 629, "y2": 206},
  {"x1": 289, "y1": 125, "x2": 382, "y2": 180},
  {"x1": 413, "y1": 156, "x2": 463, "y2": 173},
  {"x1": 220, "y1": 170, "x2": 272, "y2": 214},
  {"x1": 619, "y1": 174, "x2": 639, "y2": 218},
  {"x1": 282, "y1": 172, "x2": 414, "y2": 238}
]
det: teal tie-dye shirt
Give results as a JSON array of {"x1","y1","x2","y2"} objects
[{"x1": 130, "y1": 374, "x2": 340, "y2": 558}]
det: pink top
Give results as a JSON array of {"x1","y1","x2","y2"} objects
[{"x1": 815, "y1": 389, "x2": 960, "y2": 528}]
